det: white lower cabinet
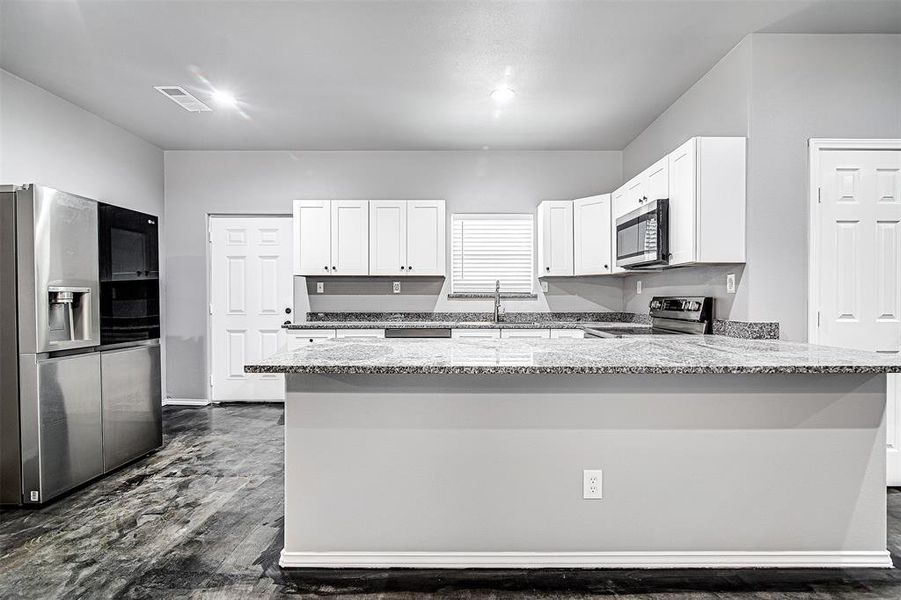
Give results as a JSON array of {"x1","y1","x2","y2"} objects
[
  {"x1": 500, "y1": 329, "x2": 551, "y2": 339},
  {"x1": 287, "y1": 329, "x2": 336, "y2": 350},
  {"x1": 335, "y1": 329, "x2": 386, "y2": 339},
  {"x1": 550, "y1": 329, "x2": 585, "y2": 339},
  {"x1": 452, "y1": 329, "x2": 501, "y2": 339}
]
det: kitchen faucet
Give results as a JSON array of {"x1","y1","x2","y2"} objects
[{"x1": 493, "y1": 279, "x2": 503, "y2": 323}]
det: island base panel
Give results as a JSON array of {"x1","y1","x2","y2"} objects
[{"x1": 282, "y1": 373, "x2": 889, "y2": 569}]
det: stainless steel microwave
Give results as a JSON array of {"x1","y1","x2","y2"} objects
[{"x1": 615, "y1": 198, "x2": 669, "y2": 269}]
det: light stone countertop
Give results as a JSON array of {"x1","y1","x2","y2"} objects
[{"x1": 246, "y1": 335, "x2": 901, "y2": 375}]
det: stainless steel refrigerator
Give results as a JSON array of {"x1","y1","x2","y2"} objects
[{"x1": 1, "y1": 184, "x2": 161, "y2": 506}]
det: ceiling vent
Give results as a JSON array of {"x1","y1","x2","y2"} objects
[{"x1": 154, "y1": 86, "x2": 211, "y2": 112}]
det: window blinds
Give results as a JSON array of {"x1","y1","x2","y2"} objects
[{"x1": 451, "y1": 214, "x2": 534, "y2": 293}]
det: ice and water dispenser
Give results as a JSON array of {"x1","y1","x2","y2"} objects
[{"x1": 47, "y1": 286, "x2": 93, "y2": 345}]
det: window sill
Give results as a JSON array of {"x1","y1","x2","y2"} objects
[{"x1": 447, "y1": 293, "x2": 538, "y2": 300}]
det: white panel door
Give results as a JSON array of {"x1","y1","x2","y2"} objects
[
  {"x1": 210, "y1": 216, "x2": 293, "y2": 401},
  {"x1": 573, "y1": 194, "x2": 612, "y2": 275},
  {"x1": 668, "y1": 138, "x2": 698, "y2": 266},
  {"x1": 369, "y1": 201, "x2": 406, "y2": 276},
  {"x1": 293, "y1": 200, "x2": 331, "y2": 276},
  {"x1": 538, "y1": 201, "x2": 574, "y2": 276},
  {"x1": 815, "y1": 147, "x2": 901, "y2": 483},
  {"x1": 331, "y1": 200, "x2": 369, "y2": 275},
  {"x1": 406, "y1": 200, "x2": 446, "y2": 276}
]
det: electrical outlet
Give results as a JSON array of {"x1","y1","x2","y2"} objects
[
  {"x1": 393, "y1": 281, "x2": 401, "y2": 294},
  {"x1": 726, "y1": 273, "x2": 736, "y2": 294},
  {"x1": 29, "y1": 490, "x2": 38, "y2": 502},
  {"x1": 316, "y1": 282, "x2": 324, "y2": 294},
  {"x1": 541, "y1": 281, "x2": 549, "y2": 293},
  {"x1": 636, "y1": 280, "x2": 642, "y2": 294},
  {"x1": 583, "y1": 469, "x2": 603, "y2": 500}
]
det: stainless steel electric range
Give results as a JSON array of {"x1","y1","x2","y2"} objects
[{"x1": 585, "y1": 296, "x2": 713, "y2": 338}]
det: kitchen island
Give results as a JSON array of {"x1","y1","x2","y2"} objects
[{"x1": 246, "y1": 336, "x2": 901, "y2": 569}]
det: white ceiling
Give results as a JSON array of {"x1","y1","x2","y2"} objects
[{"x1": 1, "y1": 0, "x2": 899, "y2": 151}]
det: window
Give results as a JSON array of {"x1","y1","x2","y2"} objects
[{"x1": 451, "y1": 213, "x2": 534, "y2": 294}]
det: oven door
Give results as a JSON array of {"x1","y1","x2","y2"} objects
[
  {"x1": 615, "y1": 199, "x2": 669, "y2": 268},
  {"x1": 98, "y1": 204, "x2": 160, "y2": 345}
]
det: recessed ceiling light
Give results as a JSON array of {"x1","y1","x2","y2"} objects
[
  {"x1": 211, "y1": 89, "x2": 238, "y2": 108},
  {"x1": 490, "y1": 87, "x2": 516, "y2": 103}
]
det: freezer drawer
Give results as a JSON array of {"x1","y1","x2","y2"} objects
[
  {"x1": 101, "y1": 343, "x2": 162, "y2": 472},
  {"x1": 19, "y1": 352, "x2": 103, "y2": 503}
]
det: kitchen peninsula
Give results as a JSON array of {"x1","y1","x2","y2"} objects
[{"x1": 246, "y1": 336, "x2": 901, "y2": 570}]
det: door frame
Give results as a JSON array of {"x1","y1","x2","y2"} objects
[
  {"x1": 807, "y1": 138, "x2": 901, "y2": 342},
  {"x1": 807, "y1": 139, "x2": 901, "y2": 486},
  {"x1": 205, "y1": 213, "x2": 293, "y2": 403}
]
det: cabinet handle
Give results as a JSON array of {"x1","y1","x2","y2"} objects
[
  {"x1": 408, "y1": 266, "x2": 412, "y2": 271},
  {"x1": 331, "y1": 266, "x2": 336, "y2": 270},
  {"x1": 604, "y1": 264, "x2": 609, "y2": 269},
  {"x1": 546, "y1": 266, "x2": 550, "y2": 271},
  {"x1": 400, "y1": 266, "x2": 405, "y2": 270},
  {"x1": 285, "y1": 307, "x2": 292, "y2": 314},
  {"x1": 324, "y1": 266, "x2": 328, "y2": 271}
]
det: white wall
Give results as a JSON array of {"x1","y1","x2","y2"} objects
[
  {"x1": 621, "y1": 34, "x2": 901, "y2": 337},
  {"x1": 744, "y1": 34, "x2": 901, "y2": 341},
  {"x1": 164, "y1": 150, "x2": 623, "y2": 399},
  {"x1": 0, "y1": 70, "x2": 164, "y2": 216},
  {"x1": 0, "y1": 68, "x2": 166, "y2": 383}
]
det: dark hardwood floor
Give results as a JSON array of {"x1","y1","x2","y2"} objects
[{"x1": 3, "y1": 404, "x2": 901, "y2": 599}]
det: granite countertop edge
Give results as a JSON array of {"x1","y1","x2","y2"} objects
[
  {"x1": 284, "y1": 321, "x2": 639, "y2": 330},
  {"x1": 247, "y1": 364, "x2": 901, "y2": 375}
]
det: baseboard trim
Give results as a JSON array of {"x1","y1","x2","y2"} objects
[
  {"x1": 279, "y1": 550, "x2": 893, "y2": 569},
  {"x1": 163, "y1": 397, "x2": 211, "y2": 407}
]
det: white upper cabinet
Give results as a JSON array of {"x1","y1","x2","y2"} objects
[
  {"x1": 645, "y1": 156, "x2": 669, "y2": 202},
  {"x1": 537, "y1": 200, "x2": 574, "y2": 276},
  {"x1": 666, "y1": 137, "x2": 746, "y2": 266},
  {"x1": 369, "y1": 200, "x2": 446, "y2": 276},
  {"x1": 573, "y1": 194, "x2": 612, "y2": 276},
  {"x1": 369, "y1": 201, "x2": 407, "y2": 276},
  {"x1": 293, "y1": 199, "x2": 368, "y2": 276},
  {"x1": 609, "y1": 136, "x2": 746, "y2": 271},
  {"x1": 330, "y1": 200, "x2": 369, "y2": 275},
  {"x1": 293, "y1": 200, "x2": 332, "y2": 276},
  {"x1": 405, "y1": 201, "x2": 446, "y2": 276}
]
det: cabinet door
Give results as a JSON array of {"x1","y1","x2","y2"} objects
[
  {"x1": 406, "y1": 200, "x2": 446, "y2": 276},
  {"x1": 645, "y1": 156, "x2": 669, "y2": 202},
  {"x1": 500, "y1": 329, "x2": 550, "y2": 339},
  {"x1": 331, "y1": 200, "x2": 369, "y2": 275},
  {"x1": 624, "y1": 177, "x2": 646, "y2": 212},
  {"x1": 573, "y1": 194, "x2": 611, "y2": 275},
  {"x1": 538, "y1": 201, "x2": 574, "y2": 276},
  {"x1": 667, "y1": 138, "x2": 698, "y2": 265},
  {"x1": 335, "y1": 329, "x2": 385, "y2": 338},
  {"x1": 369, "y1": 201, "x2": 406, "y2": 276},
  {"x1": 293, "y1": 200, "x2": 332, "y2": 276},
  {"x1": 610, "y1": 186, "x2": 630, "y2": 274},
  {"x1": 287, "y1": 329, "x2": 335, "y2": 350},
  {"x1": 451, "y1": 329, "x2": 501, "y2": 339},
  {"x1": 550, "y1": 329, "x2": 585, "y2": 339}
]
